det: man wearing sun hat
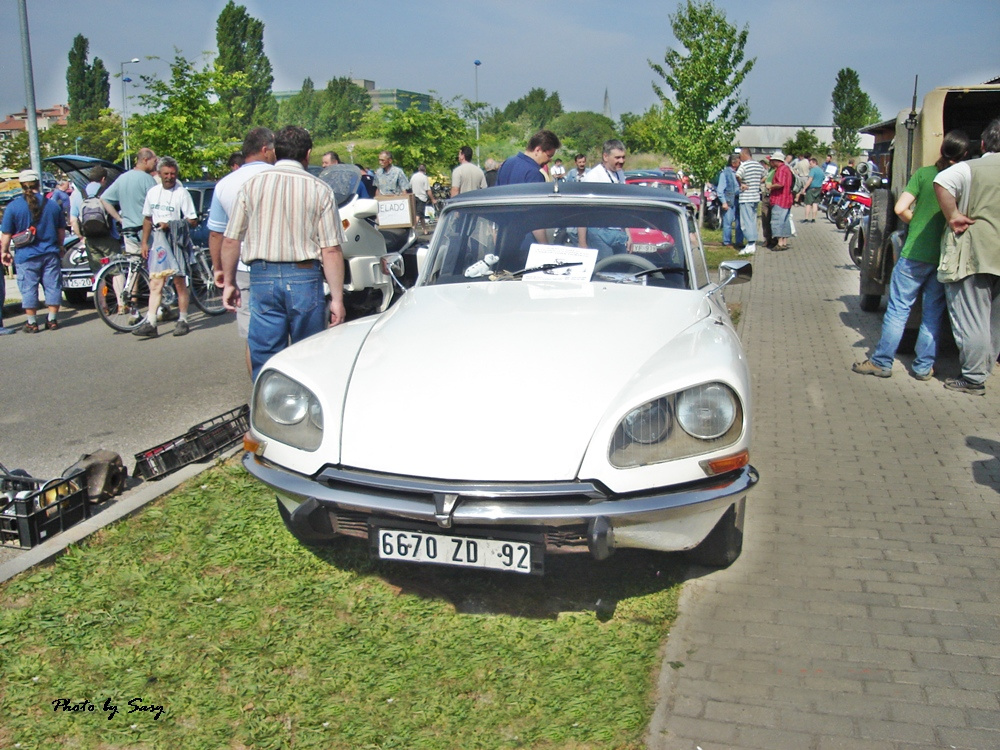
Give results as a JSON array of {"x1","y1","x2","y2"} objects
[
  {"x1": 0, "y1": 169, "x2": 67, "y2": 332},
  {"x1": 767, "y1": 151, "x2": 794, "y2": 251}
]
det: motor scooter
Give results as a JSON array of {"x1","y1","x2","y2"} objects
[{"x1": 318, "y1": 165, "x2": 418, "y2": 318}]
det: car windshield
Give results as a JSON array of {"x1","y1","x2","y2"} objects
[{"x1": 423, "y1": 200, "x2": 693, "y2": 290}]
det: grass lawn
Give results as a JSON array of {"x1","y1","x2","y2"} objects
[{"x1": 0, "y1": 462, "x2": 684, "y2": 749}]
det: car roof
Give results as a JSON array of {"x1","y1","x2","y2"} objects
[{"x1": 445, "y1": 181, "x2": 694, "y2": 208}]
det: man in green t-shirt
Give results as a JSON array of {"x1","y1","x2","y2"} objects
[{"x1": 853, "y1": 131, "x2": 970, "y2": 380}]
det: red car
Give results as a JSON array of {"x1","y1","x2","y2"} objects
[{"x1": 624, "y1": 169, "x2": 685, "y2": 193}]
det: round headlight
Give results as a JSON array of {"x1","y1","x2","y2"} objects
[
  {"x1": 623, "y1": 399, "x2": 672, "y2": 444},
  {"x1": 260, "y1": 372, "x2": 311, "y2": 425},
  {"x1": 676, "y1": 384, "x2": 736, "y2": 440}
]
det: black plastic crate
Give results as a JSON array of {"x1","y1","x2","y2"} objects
[
  {"x1": 0, "y1": 471, "x2": 89, "y2": 549},
  {"x1": 133, "y1": 405, "x2": 250, "y2": 480}
]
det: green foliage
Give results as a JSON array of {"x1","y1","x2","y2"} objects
[
  {"x1": 648, "y1": 0, "x2": 754, "y2": 184},
  {"x1": 782, "y1": 128, "x2": 830, "y2": 159},
  {"x1": 549, "y1": 111, "x2": 616, "y2": 157},
  {"x1": 130, "y1": 52, "x2": 238, "y2": 179},
  {"x1": 214, "y1": 1, "x2": 277, "y2": 131},
  {"x1": 0, "y1": 114, "x2": 127, "y2": 170},
  {"x1": 621, "y1": 107, "x2": 668, "y2": 155},
  {"x1": 502, "y1": 87, "x2": 564, "y2": 129},
  {"x1": 279, "y1": 77, "x2": 371, "y2": 140},
  {"x1": 65, "y1": 35, "x2": 109, "y2": 123},
  {"x1": 0, "y1": 462, "x2": 682, "y2": 749},
  {"x1": 831, "y1": 68, "x2": 880, "y2": 159},
  {"x1": 371, "y1": 99, "x2": 470, "y2": 176}
]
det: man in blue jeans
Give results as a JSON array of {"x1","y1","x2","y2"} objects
[
  {"x1": 717, "y1": 154, "x2": 740, "y2": 246},
  {"x1": 220, "y1": 126, "x2": 346, "y2": 381},
  {"x1": 852, "y1": 130, "x2": 969, "y2": 380}
]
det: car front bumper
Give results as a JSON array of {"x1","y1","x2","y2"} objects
[{"x1": 243, "y1": 452, "x2": 758, "y2": 558}]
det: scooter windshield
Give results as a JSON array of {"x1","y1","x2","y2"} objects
[{"x1": 318, "y1": 164, "x2": 363, "y2": 208}]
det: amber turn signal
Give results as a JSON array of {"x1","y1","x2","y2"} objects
[{"x1": 701, "y1": 450, "x2": 749, "y2": 476}]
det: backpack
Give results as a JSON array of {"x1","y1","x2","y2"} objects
[{"x1": 79, "y1": 196, "x2": 111, "y2": 237}]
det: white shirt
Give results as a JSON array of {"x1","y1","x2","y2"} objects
[
  {"x1": 581, "y1": 164, "x2": 625, "y2": 184},
  {"x1": 208, "y1": 161, "x2": 273, "y2": 273},
  {"x1": 143, "y1": 183, "x2": 197, "y2": 226},
  {"x1": 410, "y1": 171, "x2": 431, "y2": 201}
]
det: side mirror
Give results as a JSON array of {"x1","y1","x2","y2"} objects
[{"x1": 718, "y1": 259, "x2": 752, "y2": 286}]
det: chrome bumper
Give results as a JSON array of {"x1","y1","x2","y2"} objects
[{"x1": 244, "y1": 453, "x2": 758, "y2": 556}]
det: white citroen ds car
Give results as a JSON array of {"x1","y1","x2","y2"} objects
[{"x1": 243, "y1": 182, "x2": 757, "y2": 575}]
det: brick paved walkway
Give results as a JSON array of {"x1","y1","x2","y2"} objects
[{"x1": 647, "y1": 211, "x2": 1000, "y2": 749}]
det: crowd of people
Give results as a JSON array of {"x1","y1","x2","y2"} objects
[{"x1": 3, "y1": 118, "x2": 998, "y2": 401}]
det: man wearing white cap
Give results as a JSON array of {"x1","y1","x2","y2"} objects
[{"x1": 0, "y1": 169, "x2": 67, "y2": 332}]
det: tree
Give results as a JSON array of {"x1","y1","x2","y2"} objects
[
  {"x1": 548, "y1": 111, "x2": 616, "y2": 157},
  {"x1": 131, "y1": 52, "x2": 238, "y2": 178},
  {"x1": 215, "y1": 1, "x2": 277, "y2": 131},
  {"x1": 66, "y1": 34, "x2": 109, "y2": 123},
  {"x1": 316, "y1": 78, "x2": 371, "y2": 138},
  {"x1": 647, "y1": 0, "x2": 754, "y2": 184},
  {"x1": 375, "y1": 99, "x2": 469, "y2": 176},
  {"x1": 621, "y1": 107, "x2": 668, "y2": 155},
  {"x1": 502, "y1": 88, "x2": 563, "y2": 129},
  {"x1": 782, "y1": 128, "x2": 829, "y2": 159},
  {"x1": 831, "y1": 68, "x2": 880, "y2": 159},
  {"x1": 277, "y1": 77, "x2": 320, "y2": 133}
]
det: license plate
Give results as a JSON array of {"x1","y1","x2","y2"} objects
[
  {"x1": 376, "y1": 528, "x2": 538, "y2": 574},
  {"x1": 64, "y1": 277, "x2": 92, "y2": 289},
  {"x1": 631, "y1": 243, "x2": 667, "y2": 253}
]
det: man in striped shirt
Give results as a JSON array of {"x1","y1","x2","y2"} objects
[
  {"x1": 221, "y1": 126, "x2": 346, "y2": 381},
  {"x1": 735, "y1": 148, "x2": 766, "y2": 256}
]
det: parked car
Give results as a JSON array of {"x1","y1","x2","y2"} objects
[
  {"x1": 242, "y1": 182, "x2": 758, "y2": 574},
  {"x1": 624, "y1": 169, "x2": 685, "y2": 193},
  {"x1": 43, "y1": 156, "x2": 215, "y2": 304}
]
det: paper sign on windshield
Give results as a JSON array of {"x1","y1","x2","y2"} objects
[{"x1": 523, "y1": 244, "x2": 598, "y2": 282}]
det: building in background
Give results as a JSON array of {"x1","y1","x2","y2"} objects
[{"x1": 0, "y1": 104, "x2": 69, "y2": 141}]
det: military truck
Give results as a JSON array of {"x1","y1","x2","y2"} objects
[{"x1": 857, "y1": 84, "x2": 1000, "y2": 312}]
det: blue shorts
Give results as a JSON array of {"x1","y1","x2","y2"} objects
[{"x1": 16, "y1": 252, "x2": 62, "y2": 308}]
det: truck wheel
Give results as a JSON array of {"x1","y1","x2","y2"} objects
[
  {"x1": 860, "y1": 294, "x2": 881, "y2": 312},
  {"x1": 867, "y1": 189, "x2": 894, "y2": 259}
]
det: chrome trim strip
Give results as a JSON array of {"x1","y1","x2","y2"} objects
[
  {"x1": 246, "y1": 453, "x2": 757, "y2": 529},
  {"x1": 316, "y1": 465, "x2": 607, "y2": 499}
]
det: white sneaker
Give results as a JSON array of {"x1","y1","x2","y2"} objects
[{"x1": 738, "y1": 244, "x2": 756, "y2": 256}]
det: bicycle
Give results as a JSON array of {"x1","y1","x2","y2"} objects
[{"x1": 92, "y1": 246, "x2": 225, "y2": 332}]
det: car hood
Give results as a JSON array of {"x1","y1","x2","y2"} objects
[{"x1": 331, "y1": 280, "x2": 711, "y2": 482}]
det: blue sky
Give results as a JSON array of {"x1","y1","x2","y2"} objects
[{"x1": 2, "y1": 0, "x2": 997, "y2": 127}]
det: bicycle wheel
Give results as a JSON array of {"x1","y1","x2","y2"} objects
[
  {"x1": 188, "y1": 247, "x2": 226, "y2": 315},
  {"x1": 94, "y1": 258, "x2": 151, "y2": 332}
]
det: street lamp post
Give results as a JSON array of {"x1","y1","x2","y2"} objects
[
  {"x1": 474, "y1": 60, "x2": 481, "y2": 166},
  {"x1": 120, "y1": 57, "x2": 139, "y2": 169}
]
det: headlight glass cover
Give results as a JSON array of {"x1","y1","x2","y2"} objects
[
  {"x1": 252, "y1": 370, "x2": 323, "y2": 451},
  {"x1": 609, "y1": 383, "x2": 743, "y2": 468}
]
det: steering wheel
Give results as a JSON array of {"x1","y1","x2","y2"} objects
[{"x1": 593, "y1": 253, "x2": 661, "y2": 279}]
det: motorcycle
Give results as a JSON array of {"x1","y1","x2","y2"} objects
[
  {"x1": 318, "y1": 164, "x2": 417, "y2": 318},
  {"x1": 701, "y1": 183, "x2": 722, "y2": 230}
]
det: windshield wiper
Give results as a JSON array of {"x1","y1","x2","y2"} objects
[{"x1": 510, "y1": 261, "x2": 583, "y2": 278}]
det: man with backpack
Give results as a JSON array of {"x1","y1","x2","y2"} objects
[{"x1": 73, "y1": 166, "x2": 122, "y2": 273}]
